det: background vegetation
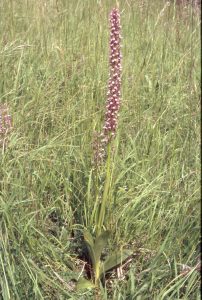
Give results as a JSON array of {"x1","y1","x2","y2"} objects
[{"x1": 0, "y1": 0, "x2": 200, "y2": 299}]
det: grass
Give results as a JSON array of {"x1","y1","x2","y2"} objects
[{"x1": 0, "y1": 0, "x2": 201, "y2": 299}]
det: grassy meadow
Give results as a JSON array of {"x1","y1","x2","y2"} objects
[{"x1": 0, "y1": 0, "x2": 201, "y2": 299}]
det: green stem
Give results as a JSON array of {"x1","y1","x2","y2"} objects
[
  {"x1": 91, "y1": 165, "x2": 102, "y2": 231},
  {"x1": 96, "y1": 144, "x2": 111, "y2": 237}
]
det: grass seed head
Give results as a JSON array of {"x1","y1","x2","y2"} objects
[{"x1": 0, "y1": 105, "x2": 12, "y2": 147}]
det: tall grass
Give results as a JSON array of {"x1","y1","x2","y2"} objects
[{"x1": 0, "y1": 0, "x2": 200, "y2": 299}]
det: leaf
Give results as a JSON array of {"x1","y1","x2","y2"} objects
[
  {"x1": 59, "y1": 227, "x2": 69, "y2": 244},
  {"x1": 83, "y1": 229, "x2": 94, "y2": 248},
  {"x1": 101, "y1": 249, "x2": 133, "y2": 276},
  {"x1": 83, "y1": 229, "x2": 96, "y2": 268},
  {"x1": 94, "y1": 230, "x2": 111, "y2": 263},
  {"x1": 76, "y1": 277, "x2": 95, "y2": 290}
]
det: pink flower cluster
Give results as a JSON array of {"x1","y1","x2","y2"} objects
[
  {"x1": 103, "y1": 8, "x2": 122, "y2": 141},
  {"x1": 93, "y1": 8, "x2": 122, "y2": 165}
]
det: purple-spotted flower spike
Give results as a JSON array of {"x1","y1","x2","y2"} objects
[
  {"x1": 103, "y1": 8, "x2": 122, "y2": 142},
  {"x1": 93, "y1": 8, "x2": 122, "y2": 166}
]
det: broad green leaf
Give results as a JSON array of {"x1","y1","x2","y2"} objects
[
  {"x1": 101, "y1": 249, "x2": 133, "y2": 276},
  {"x1": 94, "y1": 230, "x2": 111, "y2": 263},
  {"x1": 83, "y1": 229, "x2": 94, "y2": 248},
  {"x1": 76, "y1": 277, "x2": 95, "y2": 290},
  {"x1": 83, "y1": 229, "x2": 96, "y2": 268},
  {"x1": 59, "y1": 227, "x2": 69, "y2": 243}
]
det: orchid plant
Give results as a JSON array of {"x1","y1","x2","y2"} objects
[{"x1": 77, "y1": 8, "x2": 132, "y2": 290}]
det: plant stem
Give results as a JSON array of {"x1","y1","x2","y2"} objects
[{"x1": 96, "y1": 144, "x2": 111, "y2": 237}]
